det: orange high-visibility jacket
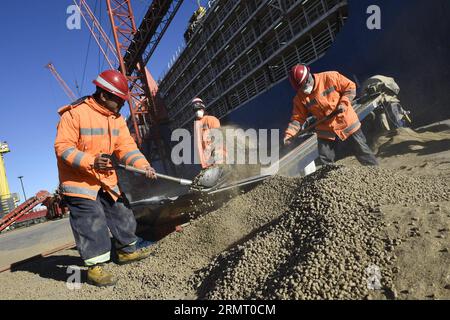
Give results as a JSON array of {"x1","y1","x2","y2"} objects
[
  {"x1": 194, "y1": 115, "x2": 224, "y2": 169},
  {"x1": 54, "y1": 96, "x2": 150, "y2": 201},
  {"x1": 285, "y1": 71, "x2": 360, "y2": 141}
]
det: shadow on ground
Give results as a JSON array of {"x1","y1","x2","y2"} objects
[
  {"x1": 378, "y1": 139, "x2": 450, "y2": 158},
  {"x1": 10, "y1": 248, "x2": 85, "y2": 283}
]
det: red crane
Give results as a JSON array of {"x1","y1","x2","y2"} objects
[
  {"x1": 76, "y1": 0, "x2": 183, "y2": 171},
  {"x1": 45, "y1": 63, "x2": 77, "y2": 102}
]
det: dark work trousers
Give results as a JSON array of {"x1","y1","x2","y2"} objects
[
  {"x1": 318, "y1": 129, "x2": 379, "y2": 166},
  {"x1": 65, "y1": 189, "x2": 137, "y2": 266}
]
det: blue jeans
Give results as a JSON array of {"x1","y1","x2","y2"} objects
[{"x1": 65, "y1": 189, "x2": 137, "y2": 266}]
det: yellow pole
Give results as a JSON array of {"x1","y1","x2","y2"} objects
[{"x1": 0, "y1": 142, "x2": 11, "y2": 214}]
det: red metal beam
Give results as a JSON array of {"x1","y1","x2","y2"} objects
[
  {"x1": 106, "y1": 0, "x2": 168, "y2": 163},
  {"x1": 45, "y1": 63, "x2": 77, "y2": 102},
  {"x1": 106, "y1": 0, "x2": 145, "y2": 146},
  {"x1": 76, "y1": 0, "x2": 172, "y2": 168}
]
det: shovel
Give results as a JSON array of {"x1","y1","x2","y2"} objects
[
  {"x1": 119, "y1": 164, "x2": 225, "y2": 190},
  {"x1": 99, "y1": 154, "x2": 193, "y2": 186},
  {"x1": 291, "y1": 107, "x2": 345, "y2": 140},
  {"x1": 118, "y1": 164, "x2": 193, "y2": 186}
]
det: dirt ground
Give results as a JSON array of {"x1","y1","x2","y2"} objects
[{"x1": 0, "y1": 121, "x2": 449, "y2": 300}]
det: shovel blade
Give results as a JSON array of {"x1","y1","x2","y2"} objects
[{"x1": 193, "y1": 166, "x2": 225, "y2": 189}]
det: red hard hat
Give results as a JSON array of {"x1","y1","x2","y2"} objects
[
  {"x1": 288, "y1": 64, "x2": 310, "y2": 92},
  {"x1": 191, "y1": 97, "x2": 206, "y2": 111},
  {"x1": 93, "y1": 70, "x2": 130, "y2": 101}
]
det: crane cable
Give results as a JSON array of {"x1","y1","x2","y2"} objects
[
  {"x1": 80, "y1": 0, "x2": 99, "y2": 95},
  {"x1": 98, "y1": 0, "x2": 102, "y2": 73},
  {"x1": 100, "y1": 23, "x2": 113, "y2": 70}
]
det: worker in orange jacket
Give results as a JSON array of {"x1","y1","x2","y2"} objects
[
  {"x1": 284, "y1": 65, "x2": 378, "y2": 166},
  {"x1": 192, "y1": 97, "x2": 225, "y2": 169},
  {"x1": 192, "y1": 97, "x2": 226, "y2": 187},
  {"x1": 54, "y1": 70, "x2": 157, "y2": 287}
]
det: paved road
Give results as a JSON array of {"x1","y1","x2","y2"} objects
[{"x1": 0, "y1": 218, "x2": 74, "y2": 267}]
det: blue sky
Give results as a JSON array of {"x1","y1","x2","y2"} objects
[{"x1": 0, "y1": 0, "x2": 205, "y2": 202}]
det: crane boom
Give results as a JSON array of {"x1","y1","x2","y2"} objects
[
  {"x1": 75, "y1": 0, "x2": 179, "y2": 172},
  {"x1": 45, "y1": 63, "x2": 77, "y2": 102},
  {"x1": 124, "y1": 0, "x2": 184, "y2": 74}
]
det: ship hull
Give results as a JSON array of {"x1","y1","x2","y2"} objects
[{"x1": 222, "y1": 0, "x2": 450, "y2": 130}]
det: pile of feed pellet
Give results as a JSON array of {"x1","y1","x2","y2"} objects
[
  {"x1": 2, "y1": 164, "x2": 448, "y2": 300},
  {"x1": 69, "y1": 175, "x2": 301, "y2": 300},
  {"x1": 193, "y1": 165, "x2": 449, "y2": 299}
]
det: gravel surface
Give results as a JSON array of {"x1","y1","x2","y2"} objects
[{"x1": 194, "y1": 165, "x2": 449, "y2": 300}]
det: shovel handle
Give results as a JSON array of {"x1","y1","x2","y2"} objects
[
  {"x1": 293, "y1": 107, "x2": 344, "y2": 138},
  {"x1": 118, "y1": 164, "x2": 193, "y2": 186}
]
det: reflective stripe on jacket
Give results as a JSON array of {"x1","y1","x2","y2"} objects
[
  {"x1": 285, "y1": 71, "x2": 360, "y2": 141},
  {"x1": 194, "y1": 115, "x2": 225, "y2": 169},
  {"x1": 54, "y1": 96, "x2": 150, "y2": 201}
]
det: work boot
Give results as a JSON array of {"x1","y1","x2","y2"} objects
[
  {"x1": 116, "y1": 249, "x2": 151, "y2": 265},
  {"x1": 87, "y1": 265, "x2": 117, "y2": 287}
]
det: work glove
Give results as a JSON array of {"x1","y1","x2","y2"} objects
[
  {"x1": 94, "y1": 154, "x2": 113, "y2": 171},
  {"x1": 302, "y1": 116, "x2": 317, "y2": 130},
  {"x1": 283, "y1": 135, "x2": 293, "y2": 146},
  {"x1": 143, "y1": 165, "x2": 157, "y2": 180}
]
